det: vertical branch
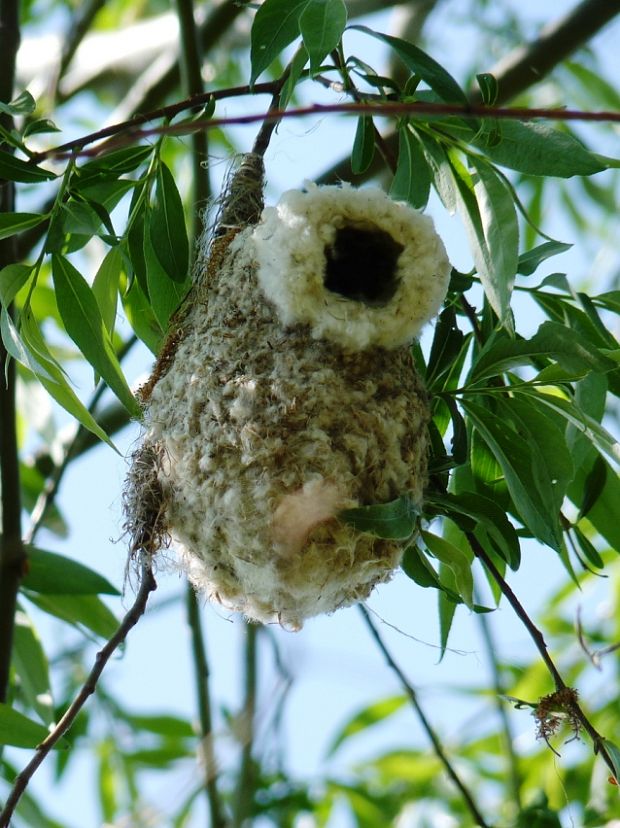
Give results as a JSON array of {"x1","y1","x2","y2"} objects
[
  {"x1": 358, "y1": 606, "x2": 491, "y2": 828},
  {"x1": 175, "y1": 0, "x2": 211, "y2": 243},
  {"x1": 0, "y1": 0, "x2": 24, "y2": 706},
  {"x1": 185, "y1": 588, "x2": 226, "y2": 828},
  {"x1": 233, "y1": 623, "x2": 258, "y2": 828},
  {"x1": 476, "y1": 609, "x2": 522, "y2": 810}
]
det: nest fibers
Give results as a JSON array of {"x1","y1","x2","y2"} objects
[{"x1": 128, "y1": 177, "x2": 451, "y2": 629}]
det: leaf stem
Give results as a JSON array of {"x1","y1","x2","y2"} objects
[
  {"x1": 358, "y1": 605, "x2": 492, "y2": 828},
  {"x1": 0, "y1": 556, "x2": 157, "y2": 827}
]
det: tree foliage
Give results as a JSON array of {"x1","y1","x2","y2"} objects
[{"x1": 1, "y1": 1, "x2": 619, "y2": 826}]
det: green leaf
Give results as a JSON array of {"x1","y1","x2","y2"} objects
[
  {"x1": 603, "y1": 740, "x2": 620, "y2": 784},
  {"x1": 462, "y1": 398, "x2": 572, "y2": 550},
  {"x1": 122, "y1": 277, "x2": 164, "y2": 355},
  {"x1": 0, "y1": 703, "x2": 51, "y2": 748},
  {"x1": 401, "y1": 545, "x2": 444, "y2": 590},
  {"x1": 0, "y1": 90, "x2": 36, "y2": 115},
  {"x1": 250, "y1": 0, "x2": 309, "y2": 85},
  {"x1": 144, "y1": 225, "x2": 191, "y2": 329},
  {"x1": 23, "y1": 118, "x2": 61, "y2": 138},
  {"x1": 123, "y1": 713, "x2": 195, "y2": 739},
  {"x1": 52, "y1": 254, "x2": 142, "y2": 418},
  {"x1": 353, "y1": 26, "x2": 468, "y2": 104},
  {"x1": 0, "y1": 150, "x2": 56, "y2": 182},
  {"x1": 571, "y1": 525, "x2": 604, "y2": 569},
  {"x1": 0, "y1": 263, "x2": 33, "y2": 306},
  {"x1": 418, "y1": 133, "x2": 457, "y2": 212},
  {"x1": 469, "y1": 158, "x2": 519, "y2": 322},
  {"x1": 478, "y1": 121, "x2": 606, "y2": 178},
  {"x1": 92, "y1": 247, "x2": 121, "y2": 336},
  {"x1": 351, "y1": 115, "x2": 375, "y2": 176},
  {"x1": 13, "y1": 607, "x2": 55, "y2": 726},
  {"x1": 339, "y1": 495, "x2": 419, "y2": 540},
  {"x1": 0, "y1": 212, "x2": 48, "y2": 240},
  {"x1": 149, "y1": 162, "x2": 189, "y2": 283},
  {"x1": 299, "y1": 0, "x2": 347, "y2": 75},
  {"x1": 278, "y1": 46, "x2": 309, "y2": 109},
  {"x1": 389, "y1": 126, "x2": 430, "y2": 209},
  {"x1": 11, "y1": 308, "x2": 118, "y2": 450},
  {"x1": 24, "y1": 592, "x2": 119, "y2": 639},
  {"x1": 22, "y1": 546, "x2": 120, "y2": 595},
  {"x1": 517, "y1": 241, "x2": 572, "y2": 276},
  {"x1": 476, "y1": 73, "x2": 498, "y2": 105},
  {"x1": 326, "y1": 696, "x2": 407, "y2": 757},
  {"x1": 471, "y1": 321, "x2": 616, "y2": 383},
  {"x1": 577, "y1": 454, "x2": 607, "y2": 521},
  {"x1": 421, "y1": 530, "x2": 474, "y2": 608},
  {"x1": 76, "y1": 145, "x2": 153, "y2": 184}
]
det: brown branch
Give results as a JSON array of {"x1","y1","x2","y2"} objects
[
  {"x1": 358, "y1": 606, "x2": 491, "y2": 828},
  {"x1": 0, "y1": 0, "x2": 24, "y2": 707},
  {"x1": 468, "y1": 533, "x2": 617, "y2": 778},
  {"x1": 0, "y1": 556, "x2": 157, "y2": 827},
  {"x1": 470, "y1": 0, "x2": 620, "y2": 106},
  {"x1": 233, "y1": 623, "x2": 258, "y2": 828}
]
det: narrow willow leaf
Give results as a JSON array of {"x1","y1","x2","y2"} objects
[
  {"x1": 0, "y1": 307, "x2": 55, "y2": 381},
  {"x1": 519, "y1": 388, "x2": 620, "y2": 468},
  {"x1": 22, "y1": 546, "x2": 120, "y2": 595},
  {"x1": 401, "y1": 545, "x2": 444, "y2": 589},
  {"x1": 572, "y1": 525, "x2": 604, "y2": 569},
  {"x1": 299, "y1": 0, "x2": 347, "y2": 75},
  {"x1": 126, "y1": 189, "x2": 149, "y2": 295},
  {"x1": 462, "y1": 400, "x2": 564, "y2": 550},
  {"x1": 0, "y1": 150, "x2": 56, "y2": 182},
  {"x1": 517, "y1": 241, "x2": 572, "y2": 276},
  {"x1": 144, "y1": 227, "x2": 191, "y2": 329},
  {"x1": 577, "y1": 454, "x2": 607, "y2": 521},
  {"x1": 351, "y1": 115, "x2": 375, "y2": 176},
  {"x1": 18, "y1": 308, "x2": 118, "y2": 450},
  {"x1": 569, "y1": 457, "x2": 620, "y2": 551},
  {"x1": 0, "y1": 212, "x2": 48, "y2": 240},
  {"x1": 390, "y1": 126, "x2": 430, "y2": 209},
  {"x1": 471, "y1": 320, "x2": 615, "y2": 383},
  {"x1": 478, "y1": 121, "x2": 606, "y2": 178},
  {"x1": 417, "y1": 133, "x2": 457, "y2": 212},
  {"x1": 340, "y1": 495, "x2": 419, "y2": 540},
  {"x1": 326, "y1": 696, "x2": 407, "y2": 757},
  {"x1": 12, "y1": 608, "x2": 55, "y2": 726},
  {"x1": 0, "y1": 703, "x2": 51, "y2": 749},
  {"x1": 279, "y1": 46, "x2": 309, "y2": 109},
  {"x1": 23, "y1": 117, "x2": 61, "y2": 138},
  {"x1": 122, "y1": 277, "x2": 164, "y2": 355},
  {"x1": 149, "y1": 162, "x2": 189, "y2": 283},
  {"x1": 603, "y1": 740, "x2": 620, "y2": 784},
  {"x1": 426, "y1": 307, "x2": 464, "y2": 388},
  {"x1": 421, "y1": 530, "x2": 474, "y2": 608},
  {"x1": 124, "y1": 713, "x2": 195, "y2": 739},
  {"x1": 24, "y1": 592, "x2": 119, "y2": 640},
  {"x1": 476, "y1": 73, "x2": 498, "y2": 105},
  {"x1": 92, "y1": 247, "x2": 121, "y2": 336},
  {"x1": 52, "y1": 254, "x2": 141, "y2": 418},
  {"x1": 77, "y1": 145, "x2": 153, "y2": 184},
  {"x1": 0, "y1": 263, "x2": 33, "y2": 306},
  {"x1": 470, "y1": 158, "x2": 519, "y2": 322},
  {"x1": 0, "y1": 90, "x2": 36, "y2": 115},
  {"x1": 250, "y1": 0, "x2": 309, "y2": 85},
  {"x1": 352, "y1": 26, "x2": 468, "y2": 104}
]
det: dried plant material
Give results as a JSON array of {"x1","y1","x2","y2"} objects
[
  {"x1": 534, "y1": 687, "x2": 582, "y2": 751},
  {"x1": 125, "y1": 177, "x2": 451, "y2": 628}
]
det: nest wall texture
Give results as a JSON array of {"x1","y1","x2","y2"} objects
[{"x1": 134, "y1": 184, "x2": 451, "y2": 629}]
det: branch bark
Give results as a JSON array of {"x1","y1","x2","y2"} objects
[
  {"x1": 233, "y1": 624, "x2": 258, "y2": 828},
  {"x1": 0, "y1": 0, "x2": 24, "y2": 707}
]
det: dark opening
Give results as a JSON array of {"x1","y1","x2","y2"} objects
[{"x1": 323, "y1": 224, "x2": 404, "y2": 307}]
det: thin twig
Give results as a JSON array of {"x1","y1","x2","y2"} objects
[
  {"x1": 233, "y1": 623, "x2": 258, "y2": 828},
  {"x1": 186, "y1": 587, "x2": 226, "y2": 828},
  {"x1": 0, "y1": 556, "x2": 157, "y2": 828},
  {"x1": 30, "y1": 98, "x2": 620, "y2": 164},
  {"x1": 468, "y1": 533, "x2": 617, "y2": 778},
  {"x1": 358, "y1": 606, "x2": 491, "y2": 828}
]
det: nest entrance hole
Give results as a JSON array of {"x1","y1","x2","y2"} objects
[{"x1": 323, "y1": 224, "x2": 404, "y2": 307}]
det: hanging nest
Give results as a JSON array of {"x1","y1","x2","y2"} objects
[{"x1": 125, "y1": 155, "x2": 451, "y2": 629}]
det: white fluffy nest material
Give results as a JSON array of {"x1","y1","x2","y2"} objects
[
  {"x1": 133, "y1": 184, "x2": 451, "y2": 629},
  {"x1": 253, "y1": 183, "x2": 451, "y2": 351}
]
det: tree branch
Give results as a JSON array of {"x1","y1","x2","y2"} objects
[
  {"x1": 468, "y1": 533, "x2": 617, "y2": 778},
  {"x1": 186, "y1": 587, "x2": 226, "y2": 828},
  {"x1": 0, "y1": 0, "x2": 24, "y2": 707},
  {"x1": 233, "y1": 623, "x2": 258, "y2": 828},
  {"x1": 0, "y1": 556, "x2": 157, "y2": 827},
  {"x1": 470, "y1": 0, "x2": 620, "y2": 106},
  {"x1": 358, "y1": 605, "x2": 491, "y2": 828}
]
